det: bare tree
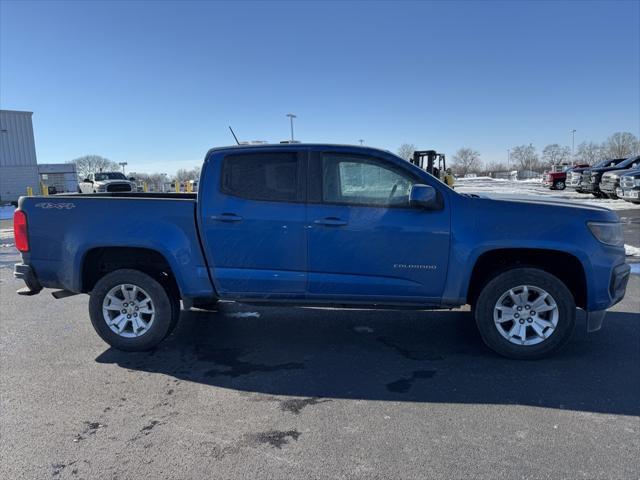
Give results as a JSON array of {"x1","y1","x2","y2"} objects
[
  {"x1": 603, "y1": 132, "x2": 640, "y2": 158},
  {"x1": 510, "y1": 145, "x2": 539, "y2": 171},
  {"x1": 69, "y1": 155, "x2": 120, "y2": 180},
  {"x1": 397, "y1": 143, "x2": 416, "y2": 161},
  {"x1": 174, "y1": 167, "x2": 201, "y2": 182},
  {"x1": 575, "y1": 141, "x2": 603, "y2": 165},
  {"x1": 542, "y1": 144, "x2": 571, "y2": 166},
  {"x1": 484, "y1": 161, "x2": 507, "y2": 174},
  {"x1": 451, "y1": 148, "x2": 481, "y2": 176}
]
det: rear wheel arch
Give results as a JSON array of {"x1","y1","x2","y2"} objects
[
  {"x1": 81, "y1": 246, "x2": 181, "y2": 300},
  {"x1": 466, "y1": 248, "x2": 587, "y2": 309}
]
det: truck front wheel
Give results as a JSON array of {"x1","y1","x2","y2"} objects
[
  {"x1": 89, "y1": 269, "x2": 179, "y2": 351},
  {"x1": 553, "y1": 180, "x2": 566, "y2": 190},
  {"x1": 474, "y1": 268, "x2": 576, "y2": 360}
]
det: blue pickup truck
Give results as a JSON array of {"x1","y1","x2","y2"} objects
[{"x1": 13, "y1": 144, "x2": 630, "y2": 359}]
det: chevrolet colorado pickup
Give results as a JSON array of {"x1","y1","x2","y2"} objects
[{"x1": 13, "y1": 144, "x2": 630, "y2": 359}]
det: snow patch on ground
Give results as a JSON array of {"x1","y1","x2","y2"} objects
[
  {"x1": 0, "y1": 205, "x2": 15, "y2": 220},
  {"x1": 625, "y1": 244, "x2": 640, "y2": 257},
  {"x1": 455, "y1": 177, "x2": 640, "y2": 211}
]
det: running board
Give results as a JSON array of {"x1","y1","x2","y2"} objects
[{"x1": 51, "y1": 290, "x2": 79, "y2": 300}]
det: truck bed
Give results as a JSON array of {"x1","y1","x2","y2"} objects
[{"x1": 17, "y1": 194, "x2": 213, "y2": 298}]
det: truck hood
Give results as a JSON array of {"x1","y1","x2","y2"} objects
[
  {"x1": 469, "y1": 192, "x2": 614, "y2": 214},
  {"x1": 95, "y1": 179, "x2": 133, "y2": 185}
]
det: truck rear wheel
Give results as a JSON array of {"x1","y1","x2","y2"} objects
[
  {"x1": 89, "y1": 269, "x2": 179, "y2": 351},
  {"x1": 474, "y1": 268, "x2": 575, "y2": 360}
]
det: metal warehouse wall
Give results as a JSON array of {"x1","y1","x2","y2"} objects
[{"x1": 0, "y1": 110, "x2": 40, "y2": 202}]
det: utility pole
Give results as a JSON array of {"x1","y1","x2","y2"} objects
[
  {"x1": 507, "y1": 149, "x2": 510, "y2": 170},
  {"x1": 570, "y1": 129, "x2": 577, "y2": 161},
  {"x1": 119, "y1": 162, "x2": 128, "y2": 174},
  {"x1": 286, "y1": 113, "x2": 297, "y2": 142}
]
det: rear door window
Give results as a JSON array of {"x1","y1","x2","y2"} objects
[{"x1": 221, "y1": 152, "x2": 303, "y2": 202}]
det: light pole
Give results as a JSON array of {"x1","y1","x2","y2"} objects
[
  {"x1": 359, "y1": 139, "x2": 364, "y2": 145},
  {"x1": 119, "y1": 162, "x2": 128, "y2": 174},
  {"x1": 507, "y1": 149, "x2": 510, "y2": 170},
  {"x1": 570, "y1": 129, "x2": 576, "y2": 160},
  {"x1": 286, "y1": 113, "x2": 297, "y2": 142}
]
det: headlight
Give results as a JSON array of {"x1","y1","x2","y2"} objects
[
  {"x1": 96, "y1": 185, "x2": 107, "y2": 192},
  {"x1": 587, "y1": 222, "x2": 624, "y2": 247}
]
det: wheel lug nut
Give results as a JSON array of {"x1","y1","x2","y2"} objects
[
  {"x1": 517, "y1": 306, "x2": 522, "y2": 311},
  {"x1": 135, "y1": 306, "x2": 139, "y2": 310},
  {"x1": 514, "y1": 313, "x2": 519, "y2": 318},
  {"x1": 527, "y1": 318, "x2": 532, "y2": 323},
  {"x1": 133, "y1": 313, "x2": 137, "y2": 317},
  {"x1": 127, "y1": 314, "x2": 131, "y2": 319},
  {"x1": 531, "y1": 311, "x2": 536, "y2": 315},
  {"x1": 121, "y1": 309, "x2": 127, "y2": 314},
  {"x1": 519, "y1": 319, "x2": 525, "y2": 324},
  {"x1": 525, "y1": 305, "x2": 530, "y2": 310}
]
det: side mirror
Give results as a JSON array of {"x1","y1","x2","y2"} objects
[
  {"x1": 409, "y1": 184, "x2": 438, "y2": 209},
  {"x1": 129, "y1": 177, "x2": 136, "y2": 182},
  {"x1": 83, "y1": 178, "x2": 92, "y2": 183}
]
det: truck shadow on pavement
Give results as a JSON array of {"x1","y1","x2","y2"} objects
[{"x1": 96, "y1": 304, "x2": 640, "y2": 416}]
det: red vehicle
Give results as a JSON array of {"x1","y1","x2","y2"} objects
[{"x1": 543, "y1": 164, "x2": 589, "y2": 190}]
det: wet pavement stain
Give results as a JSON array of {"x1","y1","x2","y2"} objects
[
  {"x1": 198, "y1": 347, "x2": 304, "y2": 378},
  {"x1": 73, "y1": 422, "x2": 106, "y2": 442},
  {"x1": 279, "y1": 397, "x2": 331, "y2": 414},
  {"x1": 386, "y1": 370, "x2": 437, "y2": 393},
  {"x1": 140, "y1": 420, "x2": 161, "y2": 434},
  {"x1": 205, "y1": 429, "x2": 302, "y2": 460},
  {"x1": 246, "y1": 429, "x2": 301, "y2": 449},
  {"x1": 378, "y1": 336, "x2": 444, "y2": 361}
]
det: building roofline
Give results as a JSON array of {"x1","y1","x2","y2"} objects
[{"x1": 0, "y1": 109, "x2": 34, "y2": 115}]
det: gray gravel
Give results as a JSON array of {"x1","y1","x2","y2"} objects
[{"x1": 1, "y1": 218, "x2": 639, "y2": 479}]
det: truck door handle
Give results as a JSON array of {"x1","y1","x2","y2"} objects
[
  {"x1": 313, "y1": 217, "x2": 347, "y2": 226},
  {"x1": 210, "y1": 213, "x2": 243, "y2": 222}
]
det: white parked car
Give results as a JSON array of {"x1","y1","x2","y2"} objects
[{"x1": 78, "y1": 172, "x2": 136, "y2": 193}]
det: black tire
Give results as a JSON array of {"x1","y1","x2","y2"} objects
[
  {"x1": 474, "y1": 268, "x2": 576, "y2": 360},
  {"x1": 554, "y1": 180, "x2": 566, "y2": 190},
  {"x1": 89, "y1": 269, "x2": 179, "y2": 351}
]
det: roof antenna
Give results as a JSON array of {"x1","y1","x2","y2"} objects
[{"x1": 228, "y1": 126, "x2": 240, "y2": 145}]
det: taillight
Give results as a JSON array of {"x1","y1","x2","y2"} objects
[{"x1": 14, "y1": 210, "x2": 29, "y2": 252}]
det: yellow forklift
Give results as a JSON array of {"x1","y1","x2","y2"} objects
[{"x1": 410, "y1": 150, "x2": 454, "y2": 187}]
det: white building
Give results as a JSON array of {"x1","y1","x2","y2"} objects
[
  {"x1": 1, "y1": 109, "x2": 78, "y2": 202},
  {"x1": 0, "y1": 110, "x2": 40, "y2": 202}
]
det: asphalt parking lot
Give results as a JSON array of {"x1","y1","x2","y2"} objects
[{"x1": 1, "y1": 212, "x2": 639, "y2": 479}]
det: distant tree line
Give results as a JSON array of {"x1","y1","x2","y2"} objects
[
  {"x1": 68, "y1": 156, "x2": 202, "y2": 189},
  {"x1": 398, "y1": 131, "x2": 640, "y2": 176}
]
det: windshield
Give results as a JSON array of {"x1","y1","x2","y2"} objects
[{"x1": 95, "y1": 172, "x2": 127, "y2": 181}]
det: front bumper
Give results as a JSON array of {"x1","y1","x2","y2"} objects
[
  {"x1": 14, "y1": 263, "x2": 43, "y2": 295},
  {"x1": 585, "y1": 263, "x2": 630, "y2": 332}
]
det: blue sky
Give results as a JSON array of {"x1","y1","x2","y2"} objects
[{"x1": 1, "y1": 0, "x2": 639, "y2": 173}]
